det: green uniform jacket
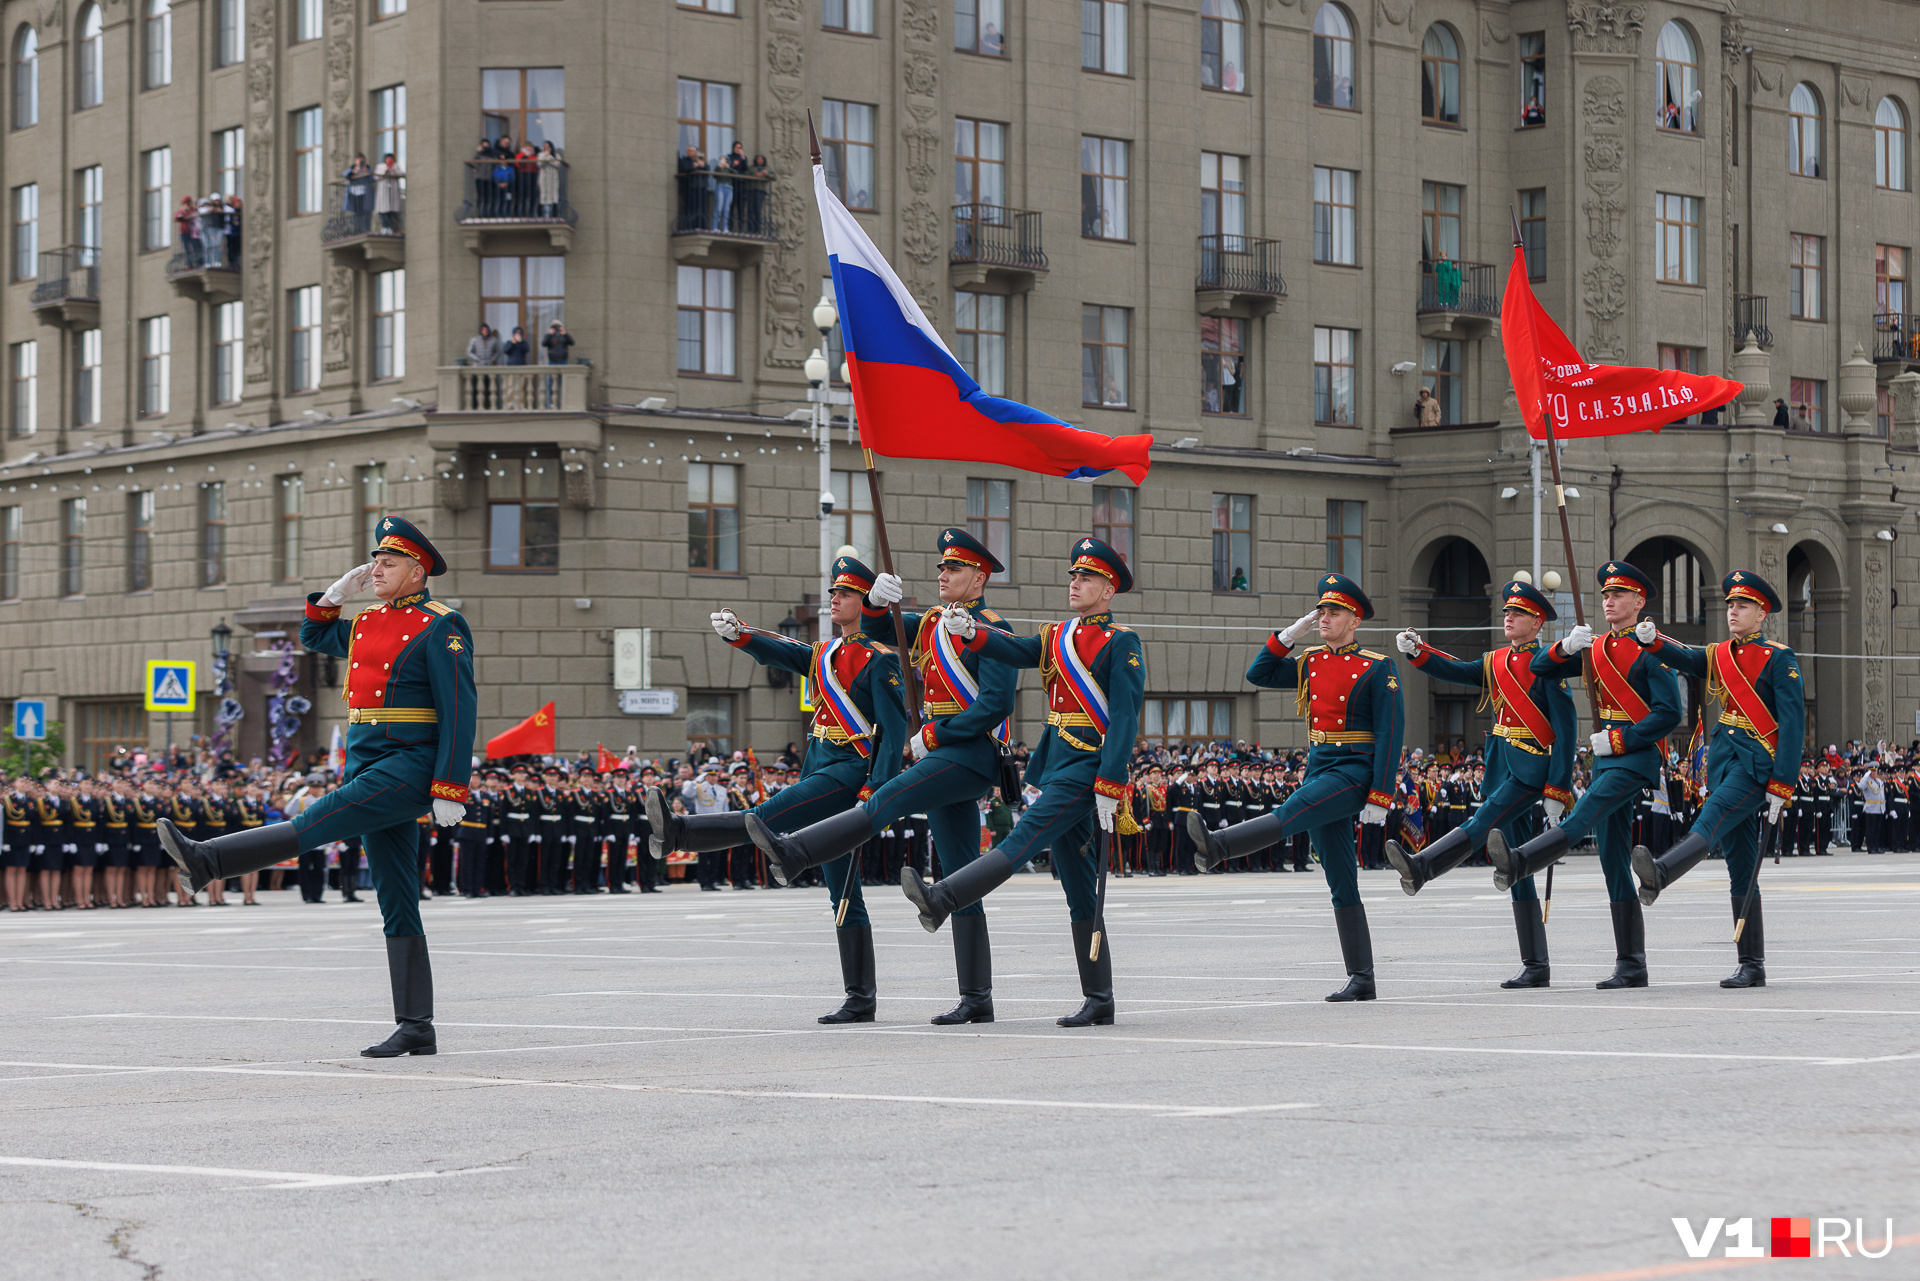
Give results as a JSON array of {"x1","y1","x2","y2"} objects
[
  {"x1": 1644, "y1": 634, "x2": 1805, "y2": 798},
  {"x1": 732, "y1": 630, "x2": 910, "y2": 796},
  {"x1": 966, "y1": 611, "x2": 1144, "y2": 795}
]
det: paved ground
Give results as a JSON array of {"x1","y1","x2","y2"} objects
[{"x1": 3, "y1": 851, "x2": 1917, "y2": 1281}]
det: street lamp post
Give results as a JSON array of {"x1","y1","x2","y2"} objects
[{"x1": 807, "y1": 290, "x2": 841, "y2": 640}]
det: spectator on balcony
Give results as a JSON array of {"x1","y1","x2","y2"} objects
[
  {"x1": 1772, "y1": 398, "x2": 1790, "y2": 427},
  {"x1": 502, "y1": 326, "x2": 530, "y2": 366},
  {"x1": 343, "y1": 154, "x2": 373, "y2": 223},
  {"x1": 197, "y1": 196, "x2": 226, "y2": 266},
  {"x1": 710, "y1": 143, "x2": 746, "y2": 233},
  {"x1": 473, "y1": 138, "x2": 499, "y2": 212},
  {"x1": 1416, "y1": 386, "x2": 1442, "y2": 427},
  {"x1": 514, "y1": 141, "x2": 539, "y2": 217},
  {"x1": 742, "y1": 154, "x2": 772, "y2": 236},
  {"x1": 490, "y1": 155, "x2": 517, "y2": 217},
  {"x1": 1431, "y1": 252, "x2": 1461, "y2": 309},
  {"x1": 176, "y1": 196, "x2": 203, "y2": 267},
  {"x1": 374, "y1": 154, "x2": 403, "y2": 234},
  {"x1": 223, "y1": 196, "x2": 242, "y2": 266},
  {"x1": 543, "y1": 321, "x2": 575, "y2": 366},
  {"x1": 1792, "y1": 402, "x2": 1815, "y2": 433},
  {"x1": 982, "y1": 21, "x2": 1002, "y2": 55},
  {"x1": 678, "y1": 146, "x2": 711, "y2": 232},
  {"x1": 535, "y1": 142, "x2": 562, "y2": 219},
  {"x1": 466, "y1": 323, "x2": 502, "y2": 367}
]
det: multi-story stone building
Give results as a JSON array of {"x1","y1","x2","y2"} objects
[{"x1": 2, "y1": 0, "x2": 1916, "y2": 774}]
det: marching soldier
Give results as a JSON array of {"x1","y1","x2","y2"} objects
[
  {"x1": 747, "y1": 528, "x2": 1021, "y2": 1027},
  {"x1": 1389, "y1": 578, "x2": 1576, "y2": 988},
  {"x1": 902, "y1": 536, "x2": 1145, "y2": 1027},
  {"x1": 1489, "y1": 562, "x2": 1681, "y2": 989},
  {"x1": 1187, "y1": 573, "x2": 1404, "y2": 1001},
  {"x1": 1630, "y1": 571, "x2": 1804, "y2": 987}
]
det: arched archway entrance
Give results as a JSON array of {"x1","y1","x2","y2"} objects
[
  {"x1": 1786, "y1": 541, "x2": 1844, "y2": 751},
  {"x1": 1424, "y1": 537, "x2": 1492, "y2": 758}
]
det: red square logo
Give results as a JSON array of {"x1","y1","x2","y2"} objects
[{"x1": 1771, "y1": 1218, "x2": 1811, "y2": 1258}]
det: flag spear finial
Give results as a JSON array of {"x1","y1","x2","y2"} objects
[{"x1": 807, "y1": 109, "x2": 821, "y2": 167}]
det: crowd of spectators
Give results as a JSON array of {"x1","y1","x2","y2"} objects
[
  {"x1": 675, "y1": 144, "x2": 774, "y2": 237},
  {"x1": 173, "y1": 193, "x2": 242, "y2": 269},
  {"x1": 468, "y1": 136, "x2": 564, "y2": 220}
]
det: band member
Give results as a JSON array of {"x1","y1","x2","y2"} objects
[
  {"x1": 1489, "y1": 562, "x2": 1681, "y2": 989},
  {"x1": 1630, "y1": 571, "x2": 1804, "y2": 988},
  {"x1": 1187, "y1": 574, "x2": 1404, "y2": 1001},
  {"x1": 1390, "y1": 578, "x2": 1575, "y2": 987}
]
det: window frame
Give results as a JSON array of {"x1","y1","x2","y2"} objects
[
  {"x1": 686, "y1": 460, "x2": 742, "y2": 576},
  {"x1": 1517, "y1": 32, "x2": 1544, "y2": 126},
  {"x1": 1312, "y1": 3, "x2": 1355, "y2": 109},
  {"x1": 822, "y1": 0, "x2": 875, "y2": 35},
  {"x1": 1420, "y1": 180, "x2": 1462, "y2": 263},
  {"x1": 213, "y1": 127, "x2": 245, "y2": 203},
  {"x1": 482, "y1": 67, "x2": 566, "y2": 150},
  {"x1": 1657, "y1": 344, "x2": 1706, "y2": 424},
  {"x1": 288, "y1": 284, "x2": 321, "y2": 393},
  {"x1": 1654, "y1": 191, "x2": 1701, "y2": 285},
  {"x1": 1876, "y1": 97, "x2": 1907, "y2": 191},
  {"x1": 1876, "y1": 244, "x2": 1907, "y2": 317},
  {"x1": 126, "y1": 489, "x2": 153, "y2": 593},
  {"x1": 480, "y1": 254, "x2": 565, "y2": 345},
  {"x1": 137, "y1": 314, "x2": 170, "y2": 418},
  {"x1": 1313, "y1": 325, "x2": 1357, "y2": 427},
  {"x1": 0, "y1": 504, "x2": 17, "y2": 600},
  {"x1": 61, "y1": 496, "x2": 85, "y2": 597},
  {"x1": 292, "y1": 0, "x2": 321, "y2": 43},
  {"x1": 675, "y1": 77, "x2": 735, "y2": 161},
  {"x1": 966, "y1": 476, "x2": 1012, "y2": 574},
  {"x1": 274, "y1": 473, "x2": 303, "y2": 584},
  {"x1": 141, "y1": 146, "x2": 171, "y2": 252},
  {"x1": 372, "y1": 268, "x2": 405, "y2": 381},
  {"x1": 955, "y1": 0, "x2": 1005, "y2": 57},
  {"x1": 76, "y1": 164, "x2": 103, "y2": 260},
  {"x1": 485, "y1": 452, "x2": 562, "y2": 574},
  {"x1": 1519, "y1": 188, "x2": 1546, "y2": 280},
  {"x1": 291, "y1": 106, "x2": 323, "y2": 214},
  {"x1": 820, "y1": 98, "x2": 877, "y2": 211},
  {"x1": 1200, "y1": 315, "x2": 1246, "y2": 416},
  {"x1": 1080, "y1": 135, "x2": 1130, "y2": 241},
  {"x1": 1654, "y1": 21, "x2": 1700, "y2": 134},
  {"x1": 212, "y1": 299, "x2": 243, "y2": 405},
  {"x1": 1789, "y1": 232, "x2": 1823, "y2": 321},
  {"x1": 11, "y1": 181, "x2": 36, "y2": 281},
  {"x1": 12, "y1": 25, "x2": 37, "y2": 129},
  {"x1": 1200, "y1": 151, "x2": 1246, "y2": 239},
  {"x1": 1421, "y1": 336, "x2": 1463, "y2": 424},
  {"x1": 1788, "y1": 83, "x2": 1822, "y2": 178},
  {"x1": 1080, "y1": 303, "x2": 1130, "y2": 408},
  {"x1": 1199, "y1": 0, "x2": 1245, "y2": 95},
  {"x1": 1141, "y1": 696, "x2": 1235, "y2": 751},
  {"x1": 374, "y1": 0, "x2": 408, "y2": 16},
  {"x1": 214, "y1": 0, "x2": 243, "y2": 68},
  {"x1": 74, "y1": 327, "x2": 101, "y2": 426},
  {"x1": 1081, "y1": 0, "x2": 1127, "y2": 76},
  {"x1": 1313, "y1": 166, "x2": 1357, "y2": 265},
  {"x1": 1787, "y1": 377, "x2": 1825, "y2": 433},
  {"x1": 199, "y1": 481, "x2": 225, "y2": 587},
  {"x1": 144, "y1": 0, "x2": 172, "y2": 90},
  {"x1": 827, "y1": 467, "x2": 877, "y2": 565},
  {"x1": 676, "y1": 264, "x2": 737, "y2": 378},
  {"x1": 1420, "y1": 23, "x2": 1461, "y2": 127},
  {"x1": 373, "y1": 84, "x2": 407, "y2": 174},
  {"x1": 953, "y1": 289, "x2": 1006, "y2": 396},
  {"x1": 1090, "y1": 484, "x2": 1134, "y2": 566},
  {"x1": 8, "y1": 338, "x2": 35, "y2": 439},
  {"x1": 684, "y1": 691, "x2": 736, "y2": 757},
  {"x1": 357, "y1": 463, "x2": 387, "y2": 555},
  {"x1": 1211, "y1": 492, "x2": 1253, "y2": 594},
  {"x1": 954, "y1": 116, "x2": 1006, "y2": 211},
  {"x1": 1325, "y1": 499, "x2": 1363, "y2": 580},
  {"x1": 75, "y1": 4, "x2": 102, "y2": 110}
]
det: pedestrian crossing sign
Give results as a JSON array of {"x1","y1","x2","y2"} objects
[{"x1": 145, "y1": 660, "x2": 197, "y2": 713}]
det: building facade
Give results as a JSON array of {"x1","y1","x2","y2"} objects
[{"x1": 2, "y1": 0, "x2": 1917, "y2": 773}]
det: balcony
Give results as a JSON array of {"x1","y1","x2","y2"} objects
[
  {"x1": 456, "y1": 158, "x2": 575, "y2": 251},
  {"x1": 1195, "y1": 235, "x2": 1285, "y2": 318},
  {"x1": 164, "y1": 233, "x2": 241, "y2": 303},
  {"x1": 436, "y1": 364, "x2": 591, "y2": 414},
  {"x1": 29, "y1": 247, "x2": 100, "y2": 328},
  {"x1": 672, "y1": 171, "x2": 778, "y2": 268},
  {"x1": 1873, "y1": 314, "x2": 1920, "y2": 367},
  {"x1": 321, "y1": 182, "x2": 405, "y2": 265},
  {"x1": 1734, "y1": 294, "x2": 1773, "y2": 349},
  {"x1": 1416, "y1": 259, "x2": 1500, "y2": 339},
  {"x1": 950, "y1": 204, "x2": 1047, "y2": 294}
]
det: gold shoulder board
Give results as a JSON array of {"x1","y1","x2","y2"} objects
[
  {"x1": 425, "y1": 601, "x2": 454, "y2": 616},
  {"x1": 1360, "y1": 649, "x2": 1386, "y2": 661}
]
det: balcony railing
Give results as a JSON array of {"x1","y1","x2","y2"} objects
[
  {"x1": 322, "y1": 180, "x2": 406, "y2": 246},
  {"x1": 30, "y1": 246, "x2": 99, "y2": 307},
  {"x1": 437, "y1": 363, "x2": 590, "y2": 413},
  {"x1": 165, "y1": 231, "x2": 239, "y2": 278},
  {"x1": 673, "y1": 171, "x2": 778, "y2": 240},
  {"x1": 456, "y1": 157, "x2": 575, "y2": 226},
  {"x1": 1735, "y1": 293, "x2": 1772, "y2": 348},
  {"x1": 1875, "y1": 314, "x2": 1920, "y2": 363},
  {"x1": 1417, "y1": 260, "x2": 1499, "y2": 317},
  {"x1": 952, "y1": 204, "x2": 1048, "y2": 272},
  {"x1": 1195, "y1": 235, "x2": 1285, "y2": 297}
]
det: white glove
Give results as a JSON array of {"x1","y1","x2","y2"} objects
[
  {"x1": 431, "y1": 799, "x2": 466, "y2": 826},
  {"x1": 1561, "y1": 623, "x2": 1594, "y2": 654},
  {"x1": 322, "y1": 563, "x2": 372, "y2": 605},
  {"x1": 1095, "y1": 793, "x2": 1119, "y2": 833},
  {"x1": 908, "y1": 726, "x2": 931, "y2": 760},
  {"x1": 709, "y1": 610, "x2": 742, "y2": 642},
  {"x1": 1277, "y1": 610, "x2": 1321, "y2": 647},
  {"x1": 1589, "y1": 730, "x2": 1614, "y2": 757},
  {"x1": 1543, "y1": 797, "x2": 1565, "y2": 827},
  {"x1": 1359, "y1": 803, "x2": 1388, "y2": 825},
  {"x1": 940, "y1": 607, "x2": 977, "y2": 641},
  {"x1": 868, "y1": 572, "x2": 904, "y2": 608},
  {"x1": 1395, "y1": 628, "x2": 1421, "y2": 656},
  {"x1": 1767, "y1": 793, "x2": 1788, "y2": 824},
  {"x1": 1635, "y1": 619, "x2": 1658, "y2": 645}
]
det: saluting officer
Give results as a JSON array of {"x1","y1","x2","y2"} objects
[{"x1": 1630, "y1": 570, "x2": 1804, "y2": 988}]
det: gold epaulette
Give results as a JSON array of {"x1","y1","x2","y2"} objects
[
  {"x1": 979, "y1": 608, "x2": 1003, "y2": 623},
  {"x1": 424, "y1": 601, "x2": 454, "y2": 616},
  {"x1": 866, "y1": 640, "x2": 895, "y2": 655},
  {"x1": 1360, "y1": 649, "x2": 1386, "y2": 661}
]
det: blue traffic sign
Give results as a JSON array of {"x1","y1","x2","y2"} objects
[
  {"x1": 145, "y1": 660, "x2": 197, "y2": 713},
  {"x1": 12, "y1": 699, "x2": 46, "y2": 741}
]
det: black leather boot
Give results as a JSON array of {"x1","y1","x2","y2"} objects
[
  {"x1": 749, "y1": 809, "x2": 873, "y2": 887},
  {"x1": 1488, "y1": 826, "x2": 1568, "y2": 893},
  {"x1": 1185, "y1": 810, "x2": 1285, "y2": 872},
  {"x1": 1631, "y1": 831, "x2": 1711, "y2": 906},
  {"x1": 1386, "y1": 826, "x2": 1473, "y2": 896},
  {"x1": 362, "y1": 935, "x2": 436, "y2": 1057},
  {"x1": 1721, "y1": 895, "x2": 1766, "y2": 988},
  {"x1": 1596, "y1": 899, "x2": 1648, "y2": 989},
  {"x1": 931, "y1": 913, "x2": 994, "y2": 1024},
  {"x1": 1057, "y1": 919, "x2": 1114, "y2": 1026},
  {"x1": 1500, "y1": 898, "x2": 1551, "y2": 988},
  {"x1": 644, "y1": 787, "x2": 679, "y2": 861},
  {"x1": 1326, "y1": 903, "x2": 1376, "y2": 1001},
  {"x1": 901, "y1": 853, "x2": 1016, "y2": 933},
  {"x1": 818, "y1": 924, "x2": 877, "y2": 1023},
  {"x1": 160, "y1": 819, "x2": 302, "y2": 895}
]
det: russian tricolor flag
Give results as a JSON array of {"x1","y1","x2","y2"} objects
[{"x1": 815, "y1": 165, "x2": 1152, "y2": 484}]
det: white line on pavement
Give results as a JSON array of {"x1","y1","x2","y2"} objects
[{"x1": 0, "y1": 1155, "x2": 512, "y2": 1190}]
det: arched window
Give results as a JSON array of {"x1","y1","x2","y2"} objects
[
  {"x1": 1420, "y1": 24, "x2": 1459, "y2": 125},
  {"x1": 1200, "y1": 0, "x2": 1244, "y2": 93},
  {"x1": 145, "y1": 0, "x2": 171, "y2": 90},
  {"x1": 1876, "y1": 97, "x2": 1907, "y2": 190},
  {"x1": 1654, "y1": 21, "x2": 1699, "y2": 132},
  {"x1": 1313, "y1": 4, "x2": 1354, "y2": 109},
  {"x1": 1789, "y1": 83, "x2": 1821, "y2": 177},
  {"x1": 75, "y1": 5, "x2": 103, "y2": 110},
  {"x1": 11, "y1": 26, "x2": 36, "y2": 129}
]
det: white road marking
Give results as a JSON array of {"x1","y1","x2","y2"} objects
[{"x1": 0, "y1": 1155, "x2": 513, "y2": 1190}]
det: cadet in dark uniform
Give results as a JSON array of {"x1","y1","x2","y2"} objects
[
  {"x1": 455, "y1": 770, "x2": 496, "y2": 897},
  {"x1": 4, "y1": 780, "x2": 32, "y2": 910},
  {"x1": 603, "y1": 766, "x2": 632, "y2": 892},
  {"x1": 1631, "y1": 570, "x2": 1804, "y2": 988},
  {"x1": 500, "y1": 765, "x2": 541, "y2": 895},
  {"x1": 161, "y1": 515, "x2": 476, "y2": 1057},
  {"x1": 131, "y1": 781, "x2": 164, "y2": 907},
  {"x1": 537, "y1": 766, "x2": 569, "y2": 895},
  {"x1": 632, "y1": 765, "x2": 663, "y2": 892},
  {"x1": 102, "y1": 782, "x2": 132, "y2": 908}
]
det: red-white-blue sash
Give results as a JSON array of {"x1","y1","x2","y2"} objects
[
  {"x1": 930, "y1": 608, "x2": 1011, "y2": 744},
  {"x1": 811, "y1": 637, "x2": 874, "y2": 757},
  {"x1": 1050, "y1": 619, "x2": 1110, "y2": 735}
]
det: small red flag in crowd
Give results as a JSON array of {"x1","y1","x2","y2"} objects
[
  {"x1": 596, "y1": 743, "x2": 618, "y2": 773},
  {"x1": 486, "y1": 701, "x2": 555, "y2": 759}
]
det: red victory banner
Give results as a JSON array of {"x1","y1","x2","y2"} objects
[
  {"x1": 486, "y1": 701, "x2": 555, "y2": 759},
  {"x1": 1501, "y1": 244, "x2": 1743, "y2": 439}
]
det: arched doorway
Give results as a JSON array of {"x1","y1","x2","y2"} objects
[
  {"x1": 1786, "y1": 542, "x2": 1844, "y2": 751},
  {"x1": 1425, "y1": 537, "x2": 1492, "y2": 758},
  {"x1": 1626, "y1": 537, "x2": 1713, "y2": 728}
]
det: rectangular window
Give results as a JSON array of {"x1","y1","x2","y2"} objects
[
  {"x1": 61, "y1": 497, "x2": 84, "y2": 597},
  {"x1": 1519, "y1": 188, "x2": 1546, "y2": 280},
  {"x1": 1326, "y1": 499, "x2": 1363, "y2": 579},
  {"x1": 1200, "y1": 316, "x2": 1245, "y2": 415},
  {"x1": 1658, "y1": 345, "x2": 1704, "y2": 424},
  {"x1": 213, "y1": 300, "x2": 243, "y2": 404},
  {"x1": 292, "y1": 107, "x2": 323, "y2": 213},
  {"x1": 676, "y1": 265, "x2": 736, "y2": 377},
  {"x1": 1790, "y1": 232, "x2": 1823, "y2": 320},
  {"x1": 1080, "y1": 135, "x2": 1129, "y2": 239},
  {"x1": 8, "y1": 340, "x2": 34, "y2": 438},
  {"x1": 1421, "y1": 181, "x2": 1462, "y2": 262},
  {"x1": 480, "y1": 255, "x2": 565, "y2": 342},
  {"x1": 953, "y1": 117, "x2": 1005, "y2": 209},
  {"x1": 275, "y1": 474, "x2": 302, "y2": 582},
  {"x1": 1879, "y1": 385, "x2": 1894, "y2": 438},
  {"x1": 138, "y1": 315, "x2": 170, "y2": 417},
  {"x1": 1200, "y1": 0, "x2": 1244, "y2": 92},
  {"x1": 1313, "y1": 166, "x2": 1356, "y2": 265},
  {"x1": 76, "y1": 165, "x2": 103, "y2": 260},
  {"x1": 214, "y1": 127, "x2": 245, "y2": 204},
  {"x1": 1081, "y1": 304, "x2": 1129, "y2": 407},
  {"x1": 675, "y1": 78, "x2": 734, "y2": 160},
  {"x1": 1787, "y1": 378, "x2": 1825, "y2": 433},
  {"x1": 681, "y1": 0, "x2": 737, "y2": 11},
  {"x1": 966, "y1": 477, "x2": 1012, "y2": 571},
  {"x1": 1422, "y1": 337, "x2": 1462, "y2": 424},
  {"x1": 956, "y1": 0, "x2": 1004, "y2": 55},
  {"x1": 1200, "y1": 151, "x2": 1245, "y2": 237},
  {"x1": 12, "y1": 183, "x2": 35, "y2": 280},
  {"x1": 823, "y1": 0, "x2": 874, "y2": 33},
  {"x1": 140, "y1": 148, "x2": 171, "y2": 251},
  {"x1": 1314, "y1": 326, "x2": 1357, "y2": 426},
  {"x1": 1876, "y1": 244, "x2": 1907, "y2": 316},
  {"x1": 0, "y1": 506, "x2": 17, "y2": 600},
  {"x1": 376, "y1": 0, "x2": 407, "y2": 14},
  {"x1": 483, "y1": 68, "x2": 566, "y2": 149},
  {"x1": 1654, "y1": 192, "x2": 1700, "y2": 284},
  {"x1": 145, "y1": 0, "x2": 172, "y2": 84},
  {"x1": 1091, "y1": 484, "x2": 1133, "y2": 565},
  {"x1": 288, "y1": 285, "x2": 320, "y2": 392},
  {"x1": 200, "y1": 482, "x2": 225, "y2": 586},
  {"x1": 372, "y1": 269, "x2": 405, "y2": 380},
  {"x1": 373, "y1": 85, "x2": 407, "y2": 173},
  {"x1": 215, "y1": 0, "x2": 243, "y2": 67},
  {"x1": 75, "y1": 328, "x2": 101, "y2": 426},
  {"x1": 1518, "y1": 32, "x2": 1545, "y2": 124},
  {"x1": 821, "y1": 99, "x2": 876, "y2": 210},
  {"x1": 1211, "y1": 493, "x2": 1252, "y2": 593},
  {"x1": 487, "y1": 454, "x2": 561, "y2": 572},
  {"x1": 1082, "y1": 0, "x2": 1126, "y2": 74},
  {"x1": 126, "y1": 490, "x2": 153, "y2": 593},
  {"x1": 953, "y1": 291, "x2": 1005, "y2": 396},
  {"x1": 1141, "y1": 696, "x2": 1234, "y2": 750},
  {"x1": 686, "y1": 461, "x2": 740, "y2": 575},
  {"x1": 293, "y1": 0, "x2": 321, "y2": 42},
  {"x1": 828, "y1": 468, "x2": 876, "y2": 564},
  {"x1": 358, "y1": 463, "x2": 387, "y2": 555},
  {"x1": 685, "y1": 692, "x2": 735, "y2": 757}
]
